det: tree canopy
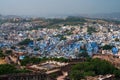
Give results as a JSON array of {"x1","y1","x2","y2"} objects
[
  {"x1": 102, "y1": 44, "x2": 113, "y2": 50},
  {"x1": 0, "y1": 49, "x2": 5, "y2": 58},
  {"x1": 18, "y1": 39, "x2": 33, "y2": 45},
  {"x1": 0, "y1": 64, "x2": 30, "y2": 75},
  {"x1": 69, "y1": 58, "x2": 119, "y2": 80}
]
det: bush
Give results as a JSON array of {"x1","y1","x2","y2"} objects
[
  {"x1": 19, "y1": 39, "x2": 33, "y2": 45},
  {"x1": 91, "y1": 58, "x2": 115, "y2": 75},
  {"x1": 0, "y1": 64, "x2": 16, "y2": 75},
  {"x1": 0, "y1": 50, "x2": 5, "y2": 58},
  {"x1": 5, "y1": 50, "x2": 12, "y2": 55},
  {"x1": 114, "y1": 70, "x2": 120, "y2": 78},
  {"x1": 69, "y1": 58, "x2": 118, "y2": 79},
  {"x1": 115, "y1": 38, "x2": 119, "y2": 42},
  {"x1": 70, "y1": 70, "x2": 84, "y2": 80},
  {"x1": 102, "y1": 44, "x2": 113, "y2": 50},
  {"x1": 21, "y1": 56, "x2": 41, "y2": 66}
]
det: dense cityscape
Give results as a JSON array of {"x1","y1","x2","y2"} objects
[
  {"x1": 0, "y1": 15, "x2": 120, "y2": 80},
  {"x1": 0, "y1": 16, "x2": 120, "y2": 58}
]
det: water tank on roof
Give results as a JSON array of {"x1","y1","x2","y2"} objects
[{"x1": 112, "y1": 47, "x2": 119, "y2": 54}]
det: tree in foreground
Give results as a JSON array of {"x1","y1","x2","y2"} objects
[
  {"x1": 69, "y1": 58, "x2": 119, "y2": 80},
  {"x1": 0, "y1": 64, "x2": 30, "y2": 75}
]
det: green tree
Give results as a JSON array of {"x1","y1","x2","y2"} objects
[
  {"x1": 70, "y1": 70, "x2": 84, "y2": 80},
  {"x1": 20, "y1": 46, "x2": 26, "y2": 50},
  {"x1": 78, "y1": 52, "x2": 89, "y2": 58},
  {"x1": 0, "y1": 64, "x2": 30, "y2": 75},
  {"x1": 91, "y1": 58, "x2": 115, "y2": 75},
  {"x1": 113, "y1": 70, "x2": 120, "y2": 78},
  {"x1": 87, "y1": 27, "x2": 97, "y2": 34},
  {"x1": 0, "y1": 49, "x2": 5, "y2": 58},
  {"x1": 0, "y1": 64, "x2": 16, "y2": 75},
  {"x1": 37, "y1": 38, "x2": 44, "y2": 41},
  {"x1": 5, "y1": 50, "x2": 12, "y2": 55},
  {"x1": 11, "y1": 46, "x2": 16, "y2": 49},
  {"x1": 21, "y1": 56, "x2": 41, "y2": 66},
  {"x1": 83, "y1": 71, "x2": 95, "y2": 76},
  {"x1": 34, "y1": 47, "x2": 39, "y2": 51},
  {"x1": 18, "y1": 39, "x2": 33, "y2": 45},
  {"x1": 60, "y1": 36, "x2": 66, "y2": 41},
  {"x1": 51, "y1": 57, "x2": 68, "y2": 62},
  {"x1": 115, "y1": 38, "x2": 119, "y2": 42},
  {"x1": 78, "y1": 46, "x2": 88, "y2": 58},
  {"x1": 69, "y1": 58, "x2": 117, "y2": 79},
  {"x1": 102, "y1": 44, "x2": 113, "y2": 50}
]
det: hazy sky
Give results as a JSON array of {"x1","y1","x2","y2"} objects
[{"x1": 0, "y1": 0, "x2": 120, "y2": 17}]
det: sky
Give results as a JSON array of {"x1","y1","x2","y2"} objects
[{"x1": 0, "y1": 0, "x2": 120, "y2": 17}]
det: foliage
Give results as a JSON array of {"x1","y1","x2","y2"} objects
[
  {"x1": 19, "y1": 46, "x2": 26, "y2": 50},
  {"x1": 34, "y1": 47, "x2": 39, "y2": 51},
  {"x1": 92, "y1": 21, "x2": 97, "y2": 24},
  {"x1": 70, "y1": 70, "x2": 84, "y2": 80},
  {"x1": 47, "y1": 17, "x2": 86, "y2": 29},
  {"x1": 51, "y1": 57, "x2": 68, "y2": 62},
  {"x1": 49, "y1": 17, "x2": 86, "y2": 25},
  {"x1": 5, "y1": 50, "x2": 12, "y2": 55},
  {"x1": 78, "y1": 46, "x2": 88, "y2": 58},
  {"x1": 69, "y1": 58, "x2": 118, "y2": 80},
  {"x1": 18, "y1": 39, "x2": 33, "y2": 45},
  {"x1": 0, "y1": 64, "x2": 17, "y2": 75},
  {"x1": 0, "y1": 49, "x2": 5, "y2": 58},
  {"x1": 11, "y1": 46, "x2": 16, "y2": 49},
  {"x1": 83, "y1": 71, "x2": 95, "y2": 76},
  {"x1": 15, "y1": 69, "x2": 31, "y2": 73},
  {"x1": 102, "y1": 44, "x2": 113, "y2": 50},
  {"x1": 65, "y1": 17, "x2": 87, "y2": 23},
  {"x1": 115, "y1": 38, "x2": 119, "y2": 42},
  {"x1": 0, "y1": 64, "x2": 30, "y2": 75},
  {"x1": 91, "y1": 58, "x2": 115, "y2": 75},
  {"x1": 78, "y1": 51, "x2": 89, "y2": 58},
  {"x1": 64, "y1": 29, "x2": 73, "y2": 35},
  {"x1": 50, "y1": 73, "x2": 59, "y2": 79},
  {"x1": 47, "y1": 25, "x2": 61, "y2": 29},
  {"x1": 87, "y1": 27, "x2": 97, "y2": 34},
  {"x1": 21, "y1": 56, "x2": 41, "y2": 66},
  {"x1": 113, "y1": 70, "x2": 120, "y2": 78},
  {"x1": 60, "y1": 36, "x2": 66, "y2": 41},
  {"x1": 37, "y1": 38, "x2": 44, "y2": 41},
  {"x1": 104, "y1": 19, "x2": 120, "y2": 25}
]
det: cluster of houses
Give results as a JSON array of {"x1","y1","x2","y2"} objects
[{"x1": 0, "y1": 18, "x2": 120, "y2": 60}]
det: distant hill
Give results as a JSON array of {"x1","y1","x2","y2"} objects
[
  {"x1": 4, "y1": 15, "x2": 22, "y2": 19},
  {"x1": 0, "y1": 12, "x2": 120, "y2": 21},
  {"x1": 82, "y1": 12, "x2": 120, "y2": 21}
]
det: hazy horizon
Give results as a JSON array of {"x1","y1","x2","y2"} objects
[{"x1": 0, "y1": 0, "x2": 120, "y2": 17}]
